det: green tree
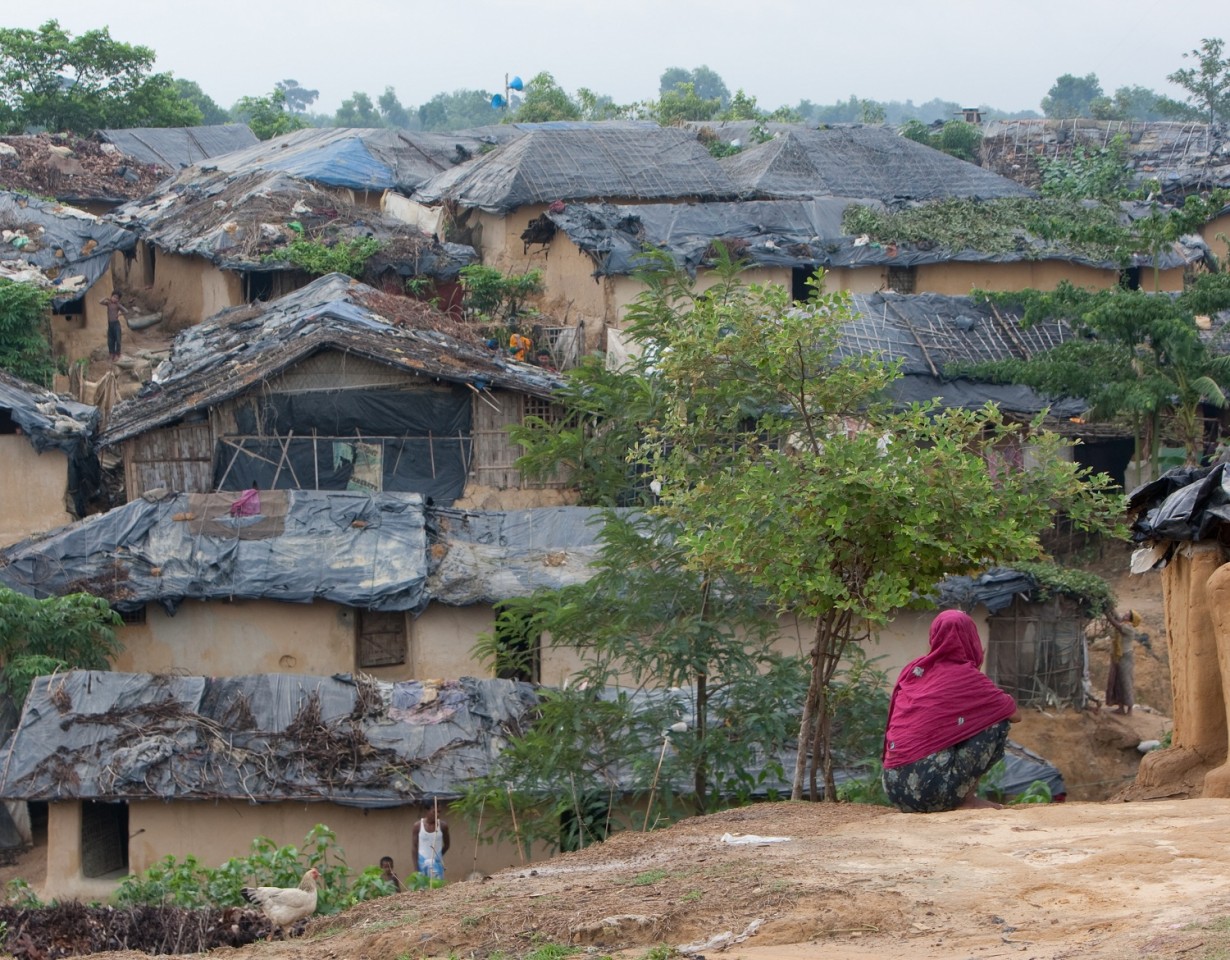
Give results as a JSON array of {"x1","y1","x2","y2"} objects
[
  {"x1": 624, "y1": 254, "x2": 1121, "y2": 800},
  {"x1": 275, "y1": 78, "x2": 319, "y2": 114},
  {"x1": 173, "y1": 79, "x2": 230, "y2": 125},
  {"x1": 900, "y1": 119, "x2": 982, "y2": 162},
  {"x1": 417, "y1": 89, "x2": 494, "y2": 131},
  {"x1": 232, "y1": 88, "x2": 309, "y2": 140},
  {"x1": 1042, "y1": 72, "x2": 1104, "y2": 118},
  {"x1": 0, "y1": 587, "x2": 121, "y2": 703},
  {"x1": 377, "y1": 87, "x2": 412, "y2": 128},
  {"x1": 1168, "y1": 37, "x2": 1230, "y2": 124},
  {"x1": 0, "y1": 19, "x2": 200, "y2": 133},
  {"x1": 957, "y1": 273, "x2": 1230, "y2": 473},
  {"x1": 0, "y1": 280, "x2": 54, "y2": 386},
  {"x1": 1089, "y1": 85, "x2": 1172, "y2": 121},
  {"x1": 719, "y1": 89, "x2": 761, "y2": 121},
  {"x1": 654, "y1": 82, "x2": 720, "y2": 124},
  {"x1": 335, "y1": 91, "x2": 381, "y2": 127},
  {"x1": 513, "y1": 72, "x2": 581, "y2": 122}
]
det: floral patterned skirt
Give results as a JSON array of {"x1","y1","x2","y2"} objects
[{"x1": 881, "y1": 719, "x2": 1010, "y2": 813}]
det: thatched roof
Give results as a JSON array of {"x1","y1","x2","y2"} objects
[
  {"x1": 0, "y1": 133, "x2": 164, "y2": 205},
  {"x1": 720, "y1": 126, "x2": 1036, "y2": 202},
  {"x1": 0, "y1": 368, "x2": 96, "y2": 454},
  {"x1": 0, "y1": 671, "x2": 538, "y2": 805},
  {"x1": 100, "y1": 273, "x2": 560, "y2": 446},
  {"x1": 980, "y1": 119, "x2": 1230, "y2": 199},
  {"x1": 413, "y1": 124, "x2": 740, "y2": 213}
]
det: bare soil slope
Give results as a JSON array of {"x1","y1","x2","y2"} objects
[{"x1": 70, "y1": 798, "x2": 1230, "y2": 960}]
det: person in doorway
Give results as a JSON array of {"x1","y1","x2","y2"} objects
[
  {"x1": 1106, "y1": 609, "x2": 1147, "y2": 715},
  {"x1": 99, "y1": 292, "x2": 128, "y2": 361},
  {"x1": 882, "y1": 609, "x2": 1022, "y2": 812},
  {"x1": 535, "y1": 348, "x2": 557, "y2": 372},
  {"x1": 379, "y1": 855, "x2": 402, "y2": 893},
  {"x1": 412, "y1": 808, "x2": 449, "y2": 881}
]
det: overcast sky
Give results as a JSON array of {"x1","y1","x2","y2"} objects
[{"x1": 6, "y1": 0, "x2": 1221, "y2": 116}]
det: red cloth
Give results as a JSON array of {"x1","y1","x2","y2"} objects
[
  {"x1": 882, "y1": 609, "x2": 1017, "y2": 769},
  {"x1": 229, "y1": 488, "x2": 261, "y2": 517}
]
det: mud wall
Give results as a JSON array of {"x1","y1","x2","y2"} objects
[
  {"x1": 41, "y1": 798, "x2": 547, "y2": 901},
  {"x1": 0, "y1": 438, "x2": 71, "y2": 546}
]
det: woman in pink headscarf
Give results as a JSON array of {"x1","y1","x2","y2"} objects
[{"x1": 882, "y1": 609, "x2": 1021, "y2": 812}]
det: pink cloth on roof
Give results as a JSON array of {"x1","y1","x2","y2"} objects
[
  {"x1": 882, "y1": 609, "x2": 1017, "y2": 769},
  {"x1": 229, "y1": 488, "x2": 261, "y2": 517}
]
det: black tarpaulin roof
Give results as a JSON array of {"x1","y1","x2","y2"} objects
[
  {"x1": 97, "y1": 125, "x2": 258, "y2": 171},
  {"x1": 719, "y1": 126, "x2": 1037, "y2": 202},
  {"x1": 0, "y1": 190, "x2": 137, "y2": 306},
  {"x1": 109, "y1": 168, "x2": 476, "y2": 279},
  {"x1": 413, "y1": 124, "x2": 740, "y2": 213},
  {"x1": 1128, "y1": 463, "x2": 1230, "y2": 543},
  {"x1": 193, "y1": 126, "x2": 492, "y2": 193},
  {"x1": 0, "y1": 369, "x2": 96, "y2": 454},
  {"x1": 545, "y1": 197, "x2": 1208, "y2": 278},
  {"x1": 0, "y1": 493, "x2": 609, "y2": 614},
  {"x1": 100, "y1": 273, "x2": 560, "y2": 446},
  {"x1": 0, "y1": 671, "x2": 538, "y2": 805}
]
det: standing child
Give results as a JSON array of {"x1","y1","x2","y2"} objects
[
  {"x1": 412, "y1": 807, "x2": 450, "y2": 881},
  {"x1": 99, "y1": 292, "x2": 128, "y2": 361}
]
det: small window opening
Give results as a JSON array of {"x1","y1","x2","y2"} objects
[
  {"x1": 116, "y1": 605, "x2": 147, "y2": 625},
  {"x1": 245, "y1": 271, "x2": 276, "y2": 303},
  {"x1": 81, "y1": 800, "x2": 128, "y2": 878},
  {"x1": 791, "y1": 266, "x2": 816, "y2": 302},
  {"x1": 357, "y1": 610, "x2": 407, "y2": 668},
  {"x1": 492, "y1": 602, "x2": 540, "y2": 683},
  {"x1": 1120, "y1": 267, "x2": 1142, "y2": 290},
  {"x1": 886, "y1": 266, "x2": 916, "y2": 293},
  {"x1": 0, "y1": 408, "x2": 17, "y2": 435}
]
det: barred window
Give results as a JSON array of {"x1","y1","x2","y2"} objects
[{"x1": 357, "y1": 610, "x2": 406, "y2": 668}]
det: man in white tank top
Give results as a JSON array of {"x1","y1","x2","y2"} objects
[{"x1": 412, "y1": 808, "x2": 450, "y2": 881}]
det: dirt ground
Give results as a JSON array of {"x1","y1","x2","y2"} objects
[
  {"x1": 62, "y1": 799, "x2": 1230, "y2": 960},
  {"x1": 16, "y1": 542, "x2": 1221, "y2": 960}
]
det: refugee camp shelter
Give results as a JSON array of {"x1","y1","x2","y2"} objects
[
  {"x1": 95, "y1": 124, "x2": 258, "y2": 172},
  {"x1": 1123, "y1": 464, "x2": 1230, "y2": 799},
  {"x1": 0, "y1": 134, "x2": 167, "y2": 215},
  {"x1": 99, "y1": 273, "x2": 566, "y2": 508},
  {"x1": 109, "y1": 166, "x2": 476, "y2": 330},
  {"x1": 0, "y1": 670, "x2": 543, "y2": 900},
  {"x1": 0, "y1": 370, "x2": 98, "y2": 545},
  {"x1": 0, "y1": 491, "x2": 605, "y2": 684},
  {"x1": 0, "y1": 190, "x2": 138, "y2": 362},
  {"x1": 980, "y1": 119, "x2": 1230, "y2": 267}
]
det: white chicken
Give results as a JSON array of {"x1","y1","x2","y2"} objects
[{"x1": 241, "y1": 867, "x2": 321, "y2": 937}]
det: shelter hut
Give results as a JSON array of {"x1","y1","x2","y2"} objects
[
  {"x1": 95, "y1": 124, "x2": 258, "y2": 172},
  {"x1": 980, "y1": 119, "x2": 1230, "y2": 267},
  {"x1": 1122, "y1": 465, "x2": 1230, "y2": 799},
  {"x1": 0, "y1": 670, "x2": 543, "y2": 901},
  {"x1": 0, "y1": 490, "x2": 605, "y2": 693},
  {"x1": 98, "y1": 273, "x2": 567, "y2": 509},
  {"x1": 0, "y1": 190, "x2": 138, "y2": 364},
  {"x1": 0, "y1": 127, "x2": 257, "y2": 215},
  {"x1": 0, "y1": 369, "x2": 98, "y2": 545}
]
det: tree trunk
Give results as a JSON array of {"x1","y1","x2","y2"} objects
[
  {"x1": 693, "y1": 670, "x2": 708, "y2": 812},
  {"x1": 790, "y1": 617, "x2": 826, "y2": 800}
]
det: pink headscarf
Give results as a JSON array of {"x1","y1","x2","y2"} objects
[{"x1": 882, "y1": 609, "x2": 1017, "y2": 769}]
